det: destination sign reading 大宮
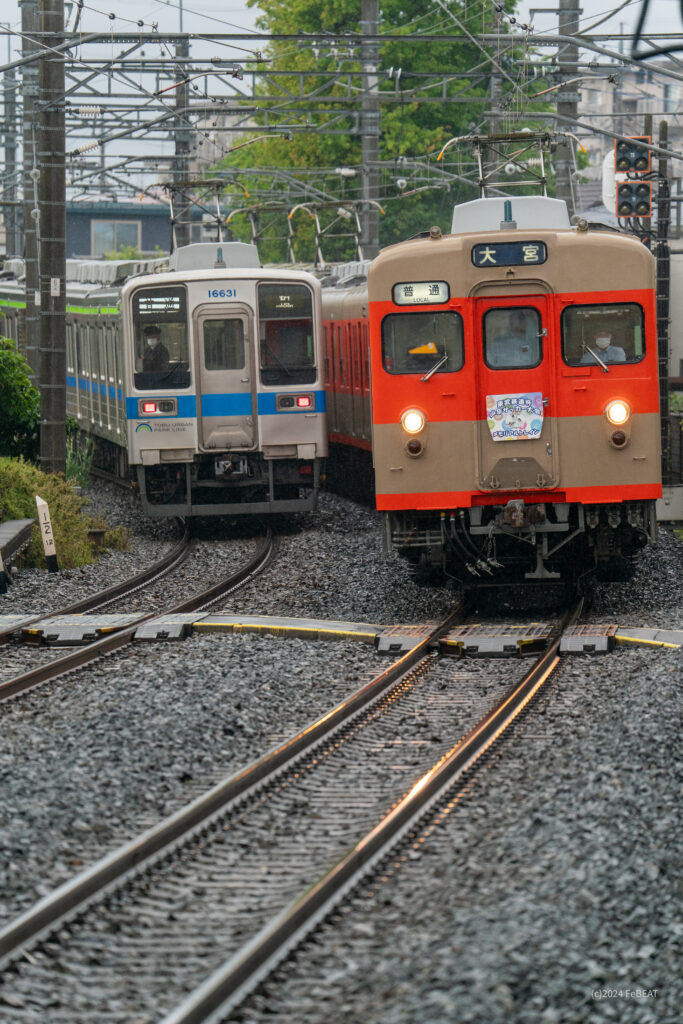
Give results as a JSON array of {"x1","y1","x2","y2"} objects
[
  {"x1": 471, "y1": 241, "x2": 547, "y2": 268},
  {"x1": 393, "y1": 281, "x2": 450, "y2": 305}
]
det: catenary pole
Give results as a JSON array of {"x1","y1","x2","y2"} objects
[
  {"x1": 38, "y1": 0, "x2": 66, "y2": 476},
  {"x1": 555, "y1": 0, "x2": 580, "y2": 215},
  {"x1": 360, "y1": 0, "x2": 379, "y2": 259},
  {"x1": 2, "y1": 30, "x2": 20, "y2": 257},
  {"x1": 20, "y1": 0, "x2": 40, "y2": 379},
  {"x1": 174, "y1": 35, "x2": 191, "y2": 249}
]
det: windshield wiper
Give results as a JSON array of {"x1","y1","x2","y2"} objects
[
  {"x1": 582, "y1": 346, "x2": 609, "y2": 373},
  {"x1": 420, "y1": 352, "x2": 448, "y2": 382},
  {"x1": 262, "y1": 342, "x2": 292, "y2": 377}
]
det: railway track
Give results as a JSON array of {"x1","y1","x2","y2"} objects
[
  {"x1": 0, "y1": 527, "x2": 275, "y2": 703},
  {"x1": 0, "y1": 600, "x2": 581, "y2": 1021},
  {"x1": 0, "y1": 520, "x2": 191, "y2": 645}
]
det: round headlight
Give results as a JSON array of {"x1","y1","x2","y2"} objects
[
  {"x1": 401, "y1": 409, "x2": 426, "y2": 434},
  {"x1": 605, "y1": 400, "x2": 631, "y2": 426}
]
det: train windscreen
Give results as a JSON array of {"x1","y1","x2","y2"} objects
[
  {"x1": 561, "y1": 303, "x2": 645, "y2": 366},
  {"x1": 381, "y1": 311, "x2": 464, "y2": 374},
  {"x1": 132, "y1": 285, "x2": 190, "y2": 390},
  {"x1": 257, "y1": 283, "x2": 316, "y2": 385}
]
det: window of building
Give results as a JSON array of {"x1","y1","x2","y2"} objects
[
  {"x1": 381, "y1": 311, "x2": 464, "y2": 374},
  {"x1": 92, "y1": 220, "x2": 141, "y2": 257},
  {"x1": 561, "y1": 303, "x2": 645, "y2": 366}
]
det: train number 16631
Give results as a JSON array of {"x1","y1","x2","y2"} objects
[{"x1": 208, "y1": 288, "x2": 237, "y2": 298}]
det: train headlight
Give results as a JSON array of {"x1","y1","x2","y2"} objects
[
  {"x1": 401, "y1": 409, "x2": 426, "y2": 434},
  {"x1": 604, "y1": 399, "x2": 631, "y2": 426}
]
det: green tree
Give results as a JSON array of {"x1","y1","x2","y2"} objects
[
  {"x1": 0, "y1": 337, "x2": 40, "y2": 461},
  {"x1": 105, "y1": 244, "x2": 143, "y2": 260},
  {"x1": 218, "y1": 0, "x2": 527, "y2": 261}
]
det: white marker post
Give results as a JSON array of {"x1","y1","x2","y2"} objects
[{"x1": 35, "y1": 496, "x2": 59, "y2": 573}]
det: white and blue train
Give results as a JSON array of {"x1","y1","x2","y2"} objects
[{"x1": 0, "y1": 242, "x2": 327, "y2": 517}]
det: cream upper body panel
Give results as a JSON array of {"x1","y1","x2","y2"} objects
[{"x1": 368, "y1": 228, "x2": 655, "y2": 300}]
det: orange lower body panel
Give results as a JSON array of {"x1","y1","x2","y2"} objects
[{"x1": 375, "y1": 482, "x2": 662, "y2": 511}]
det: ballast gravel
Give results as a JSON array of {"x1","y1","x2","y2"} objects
[
  {"x1": 0, "y1": 480, "x2": 680, "y2": 1023},
  {"x1": 236, "y1": 645, "x2": 681, "y2": 1024}
]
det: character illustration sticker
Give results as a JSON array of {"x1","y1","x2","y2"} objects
[{"x1": 486, "y1": 392, "x2": 544, "y2": 441}]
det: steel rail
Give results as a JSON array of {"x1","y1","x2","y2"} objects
[
  {"x1": 160, "y1": 599, "x2": 582, "y2": 1024},
  {"x1": 0, "y1": 530, "x2": 274, "y2": 704},
  {"x1": 0, "y1": 601, "x2": 462, "y2": 970},
  {"x1": 0, "y1": 521, "x2": 190, "y2": 644}
]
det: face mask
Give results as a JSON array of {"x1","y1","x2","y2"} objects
[
  {"x1": 595, "y1": 336, "x2": 611, "y2": 350},
  {"x1": 146, "y1": 339, "x2": 155, "y2": 349}
]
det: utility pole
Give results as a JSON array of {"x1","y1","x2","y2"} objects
[
  {"x1": 555, "y1": 0, "x2": 580, "y2": 215},
  {"x1": 2, "y1": 28, "x2": 20, "y2": 257},
  {"x1": 360, "y1": 0, "x2": 380, "y2": 259},
  {"x1": 38, "y1": 0, "x2": 66, "y2": 476},
  {"x1": 174, "y1": 36, "x2": 191, "y2": 249},
  {"x1": 20, "y1": 0, "x2": 40, "y2": 379},
  {"x1": 656, "y1": 120, "x2": 671, "y2": 482}
]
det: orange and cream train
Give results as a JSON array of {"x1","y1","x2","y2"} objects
[{"x1": 322, "y1": 196, "x2": 661, "y2": 589}]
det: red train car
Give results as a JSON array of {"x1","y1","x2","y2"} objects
[{"x1": 323, "y1": 197, "x2": 661, "y2": 590}]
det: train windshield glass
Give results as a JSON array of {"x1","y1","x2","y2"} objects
[
  {"x1": 561, "y1": 303, "x2": 645, "y2": 366},
  {"x1": 483, "y1": 307, "x2": 542, "y2": 369},
  {"x1": 381, "y1": 311, "x2": 464, "y2": 374},
  {"x1": 203, "y1": 319, "x2": 245, "y2": 371},
  {"x1": 132, "y1": 285, "x2": 190, "y2": 390},
  {"x1": 258, "y1": 283, "x2": 316, "y2": 385}
]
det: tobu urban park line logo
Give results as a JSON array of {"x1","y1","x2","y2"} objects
[
  {"x1": 135, "y1": 422, "x2": 153, "y2": 433},
  {"x1": 486, "y1": 392, "x2": 544, "y2": 441}
]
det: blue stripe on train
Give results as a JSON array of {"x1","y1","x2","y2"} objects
[
  {"x1": 201, "y1": 393, "x2": 252, "y2": 417},
  {"x1": 124, "y1": 390, "x2": 326, "y2": 419},
  {"x1": 68, "y1": 376, "x2": 119, "y2": 401}
]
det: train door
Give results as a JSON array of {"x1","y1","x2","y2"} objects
[
  {"x1": 195, "y1": 305, "x2": 257, "y2": 451},
  {"x1": 474, "y1": 296, "x2": 559, "y2": 491}
]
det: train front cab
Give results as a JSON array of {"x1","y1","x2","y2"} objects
[
  {"x1": 123, "y1": 263, "x2": 327, "y2": 517},
  {"x1": 369, "y1": 202, "x2": 662, "y2": 587}
]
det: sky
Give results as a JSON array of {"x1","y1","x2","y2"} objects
[
  {"x1": 1, "y1": 0, "x2": 679, "y2": 58},
  {"x1": 1, "y1": 1, "x2": 678, "y2": 200}
]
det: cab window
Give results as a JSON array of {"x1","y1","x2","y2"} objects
[
  {"x1": 203, "y1": 318, "x2": 245, "y2": 371},
  {"x1": 258, "y1": 283, "x2": 316, "y2": 385},
  {"x1": 484, "y1": 307, "x2": 541, "y2": 369},
  {"x1": 132, "y1": 285, "x2": 190, "y2": 390},
  {"x1": 381, "y1": 311, "x2": 464, "y2": 374},
  {"x1": 562, "y1": 303, "x2": 645, "y2": 366}
]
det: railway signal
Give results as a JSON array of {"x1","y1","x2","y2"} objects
[
  {"x1": 616, "y1": 180, "x2": 653, "y2": 218},
  {"x1": 615, "y1": 136, "x2": 652, "y2": 174},
  {"x1": 614, "y1": 136, "x2": 653, "y2": 219}
]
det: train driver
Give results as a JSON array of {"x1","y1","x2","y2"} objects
[
  {"x1": 142, "y1": 324, "x2": 170, "y2": 372},
  {"x1": 580, "y1": 329, "x2": 626, "y2": 365}
]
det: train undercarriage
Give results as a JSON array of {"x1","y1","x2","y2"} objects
[
  {"x1": 136, "y1": 454, "x2": 322, "y2": 517},
  {"x1": 384, "y1": 498, "x2": 657, "y2": 591}
]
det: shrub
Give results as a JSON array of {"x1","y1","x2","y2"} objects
[
  {"x1": 0, "y1": 457, "x2": 128, "y2": 568},
  {"x1": 0, "y1": 338, "x2": 40, "y2": 461}
]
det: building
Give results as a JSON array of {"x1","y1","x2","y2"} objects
[{"x1": 66, "y1": 198, "x2": 172, "y2": 258}]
